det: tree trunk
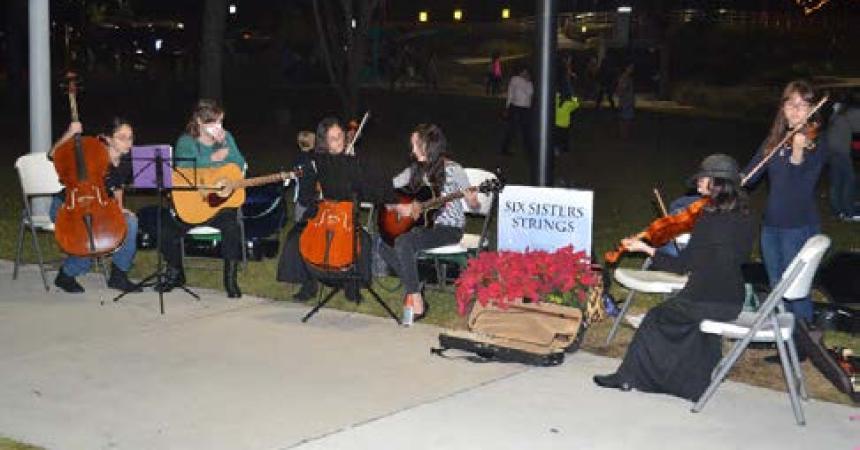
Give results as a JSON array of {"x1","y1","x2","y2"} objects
[{"x1": 199, "y1": 0, "x2": 227, "y2": 101}]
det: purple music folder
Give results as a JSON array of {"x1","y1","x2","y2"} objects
[{"x1": 131, "y1": 145, "x2": 173, "y2": 189}]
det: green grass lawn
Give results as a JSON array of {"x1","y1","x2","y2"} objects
[{"x1": 1, "y1": 86, "x2": 857, "y2": 408}]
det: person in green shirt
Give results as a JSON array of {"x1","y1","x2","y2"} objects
[
  {"x1": 554, "y1": 90, "x2": 580, "y2": 155},
  {"x1": 156, "y1": 99, "x2": 247, "y2": 298}
]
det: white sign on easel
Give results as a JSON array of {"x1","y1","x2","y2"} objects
[{"x1": 497, "y1": 185, "x2": 593, "y2": 255}]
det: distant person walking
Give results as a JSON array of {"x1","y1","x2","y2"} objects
[
  {"x1": 826, "y1": 92, "x2": 859, "y2": 220},
  {"x1": 486, "y1": 52, "x2": 503, "y2": 96},
  {"x1": 615, "y1": 63, "x2": 635, "y2": 138},
  {"x1": 554, "y1": 90, "x2": 580, "y2": 155},
  {"x1": 499, "y1": 67, "x2": 534, "y2": 157}
]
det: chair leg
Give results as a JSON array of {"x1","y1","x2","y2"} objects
[
  {"x1": 605, "y1": 289, "x2": 636, "y2": 346},
  {"x1": 773, "y1": 316, "x2": 806, "y2": 425},
  {"x1": 786, "y1": 337, "x2": 809, "y2": 401},
  {"x1": 13, "y1": 217, "x2": 26, "y2": 281},
  {"x1": 692, "y1": 329, "x2": 753, "y2": 413},
  {"x1": 30, "y1": 223, "x2": 49, "y2": 292}
]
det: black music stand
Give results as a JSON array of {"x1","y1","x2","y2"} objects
[
  {"x1": 110, "y1": 146, "x2": 200, "y2": 314},
  {"x1": 301, "y1": 199, "x2": 400, "y2": 324}
]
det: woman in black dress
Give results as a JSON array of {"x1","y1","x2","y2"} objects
[
  {"x1": 276, "y1": 117, "x2": 396, "y2": 301},
  {"x1": 594, "y1": 154, "x2": 755, "y2": 401}
]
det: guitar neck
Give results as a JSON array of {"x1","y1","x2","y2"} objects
[
  {"x1": 231, "y1": 172, "x2": 290, "y2": 189},
  {"x1": 420, "y1": 188, "x2": 472, "y2": 211}
]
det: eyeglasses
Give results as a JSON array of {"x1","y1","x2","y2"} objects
[{"x1": 783, "y1": 101, "x2": 811, "y2": 111}]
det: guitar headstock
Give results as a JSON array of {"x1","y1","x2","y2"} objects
[{"x1": 477, "y1": 177, "x2": 504, "y2": 194}]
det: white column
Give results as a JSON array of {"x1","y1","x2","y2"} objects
[{"x1": 29, "y1": 0, "x2": 52, "y2": 216}]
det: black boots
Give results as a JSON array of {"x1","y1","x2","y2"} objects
[
  {"x1": 224, "y1": 259, "x2": 242, "y2": 298},
  {"x1": 108, "y1": 264, "x2": 141, "y2": 292},
  {"x1": 55, "y1": 270, "x2": 84, "y2": 293},
  {"x1": 156, "y1": 265, "x2": 186, "y2": 293}
]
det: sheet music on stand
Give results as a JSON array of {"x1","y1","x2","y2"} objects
[{"x1": 111, "y1": 144, "x2": 201, "y2": 314}]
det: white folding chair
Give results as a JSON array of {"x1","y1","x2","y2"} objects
[
  {"x1": 693, "y1": 234, "x2": 831, "y2": 426},
  {"x1": 418, "y1": 167, "x2": 498, "y2": 288},
  {"x1": 605, "y1": 259, "x2": 688, "y2": 345},
  {"x1": 14, "y1": 153, "x2": 63, "y2": 291}
]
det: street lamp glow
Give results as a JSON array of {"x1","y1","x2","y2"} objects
[
  {"x1": 228, "y1": 4, "x2": 237, "y2": 15},
  {"x1": 617, "y1": 6, "x2": 632, "y2": 13},
  {"x1": 501, "y1": 8, "x2": 510, "y2": 19},
  {"x1": 453, "y1": 9, "x2": 463, "y2": 21},
  {"x1": 418, "y1": 11, "x2": 428, "y2": 23}
]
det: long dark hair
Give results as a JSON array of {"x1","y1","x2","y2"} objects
[
  {"x1": 408, "y1": 123, "x2": 448, "y2": 192},
  {"x1": 314, "y1": 116, "x2": 344, "y2": 154},
  {"x1": 704, "y1": 177, "x2": 749, "y2": 215},
  {"x1": 761, "y1": 80, "x2": 818, "y2": 157}
]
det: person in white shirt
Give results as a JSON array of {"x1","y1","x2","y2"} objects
[{"x1": 499, "y1": 67, "x2": 534, "y2": 156}]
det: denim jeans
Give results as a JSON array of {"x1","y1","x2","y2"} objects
[
  {"x1": 760, "y1": 224, "x2": 819, "y2": 323},
  {"x1": 50, "y1": 195, "x2": 138, "y2": 277},
  {"x1": 828, "y1": 151, "x2": 856, "y2": 217}
]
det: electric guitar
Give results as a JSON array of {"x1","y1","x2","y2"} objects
[
  {"x1": 378, "y1": 178, "x2": 502, "y2": 246},
  {"x1": 172, "y1": 163, "x2": 300, "y2": 224}
]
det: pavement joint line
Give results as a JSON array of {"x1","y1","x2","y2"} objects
[{"x1": 285, "y1": 365, "x2": 533, "y2": 449}]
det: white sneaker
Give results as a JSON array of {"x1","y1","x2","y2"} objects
[{"x1": 625, "y1": 313, "x2": 645, "y2": 329}]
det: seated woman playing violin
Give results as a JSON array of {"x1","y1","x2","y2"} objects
[
  {"x1": 379, "y1": 124, "x2": 480, "y2": 324},
  {"x1": 48, "y1": 119, "x2": 141, "y2": 294},
  {"x1": 594, "y1": 154, "x2": 755, "y2": 401}
]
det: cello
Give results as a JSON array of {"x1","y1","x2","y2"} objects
[{"x1": 53, "y1": 73, "x2": 127, "y2": 257}]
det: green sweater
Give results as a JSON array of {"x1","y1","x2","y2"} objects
[
  {"x1": 174, "y1": 132, "x2": 246, "y2": 170},
  {"x1": 555, "y1": 94, "x2": 580, "y2": 128}
]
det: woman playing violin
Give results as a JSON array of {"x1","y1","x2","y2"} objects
[
  {"x1": 742, "y1": 80, "x2": 826, "y2": 335},
  {"x1": 594, "y1": 154, "x2": 755, "y2": 401},
  {"x1": 48, "y1": 118, "x2": 141, "y2": 294}
]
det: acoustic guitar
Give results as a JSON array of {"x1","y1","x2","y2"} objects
[
  {"x1": 378, "y1": 178, "x2": 502, "y2": 246},
  {"x1": 172, "y1": 163, "x2": 300, "y2": 224}
]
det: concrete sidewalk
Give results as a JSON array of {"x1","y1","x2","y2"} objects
[{"x1": 1, "y1": 262, "x2": 857, "y2": 450}]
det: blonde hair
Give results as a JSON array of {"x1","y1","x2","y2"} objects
[{"x1": 297, "y1": 130, "x2": 315, "y2": 152}]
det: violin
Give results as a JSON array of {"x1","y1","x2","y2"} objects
[
  {"x1": 604, "y1": 196, "x2": 710, "y2": 264},
  {"x1": 52, "y1": 72, "x2": 127, "y2": 257}
]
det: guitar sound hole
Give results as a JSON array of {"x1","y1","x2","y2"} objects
[{"x1": 207, "y1": 193, "x2": 228, "y2": 208}]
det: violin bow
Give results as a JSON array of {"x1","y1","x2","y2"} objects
[
  {"x1": 741, "y1": 95, "x2": 829, "y2": 187},
  {"x1": 653, "y1": 187, "x2": 683, "y2": 253},
  {"x1": 653, "y1": 187, "x2": 669, "y2": 217},
  {"x1": 345, "y1": 110, "x2": 370, "y2": 156}
]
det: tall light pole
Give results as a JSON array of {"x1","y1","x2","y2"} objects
[
  {"x1": 29, "y1": 0, "x2": 52, "y2": 216},
  {"x1": 533, "y1": 0, "x2": 557, "y2": 186}
]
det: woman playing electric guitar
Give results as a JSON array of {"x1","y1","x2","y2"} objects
[{"x1": 379, "y1": 124, "x2": 481, "y2": 325}]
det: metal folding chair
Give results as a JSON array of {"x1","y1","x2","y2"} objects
[
  {"x1": 693, "y1": 234, "x2": 831, "y2": 426},
  {"x1": 14, "y1": 153, "x2": 63, "y2": 291}
]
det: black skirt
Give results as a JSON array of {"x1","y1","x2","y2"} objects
[{"x1": 615, "y1": 297, "x2": 737, "y2": 401}]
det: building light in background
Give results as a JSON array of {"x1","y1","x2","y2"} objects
[
  {"x1": 419, "y1": 11, "x2": 428, "y2": 23},
  {"x1": 617, "y1": 6, "x2": 632, "y2": 13},
  {"x1": 581, "y1": 25, "x2": 587, "y2": 33},
  {"x1": 453, "y1": 9, "x2": 463, "y2": 21},
  {"x1": 176, "y1": 22, "x2": 184, "y2": 30},
  {"x1": 228, "y1": 4, "x2": 237, "y2": 15},
  {"x1": 351, "y1": 18, "x2": 357, "y2": 29},
  {"x1": 501, "y1": 8, "x2": 511, "y2": 19},
  {"x1": 154, "y1": 39, "x2": 163, "y2": 51}
]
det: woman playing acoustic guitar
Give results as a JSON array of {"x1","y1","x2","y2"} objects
[
  {"x1": 380, "y1": 124, "x2": 480, "y2": 325},
  {"x1": 156, "y1": 99, "x2": 247, "y2": 298}
]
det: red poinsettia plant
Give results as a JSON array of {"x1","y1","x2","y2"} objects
[{"x1": 454, "y1": 245, "x2": 600, "y2": 315}]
